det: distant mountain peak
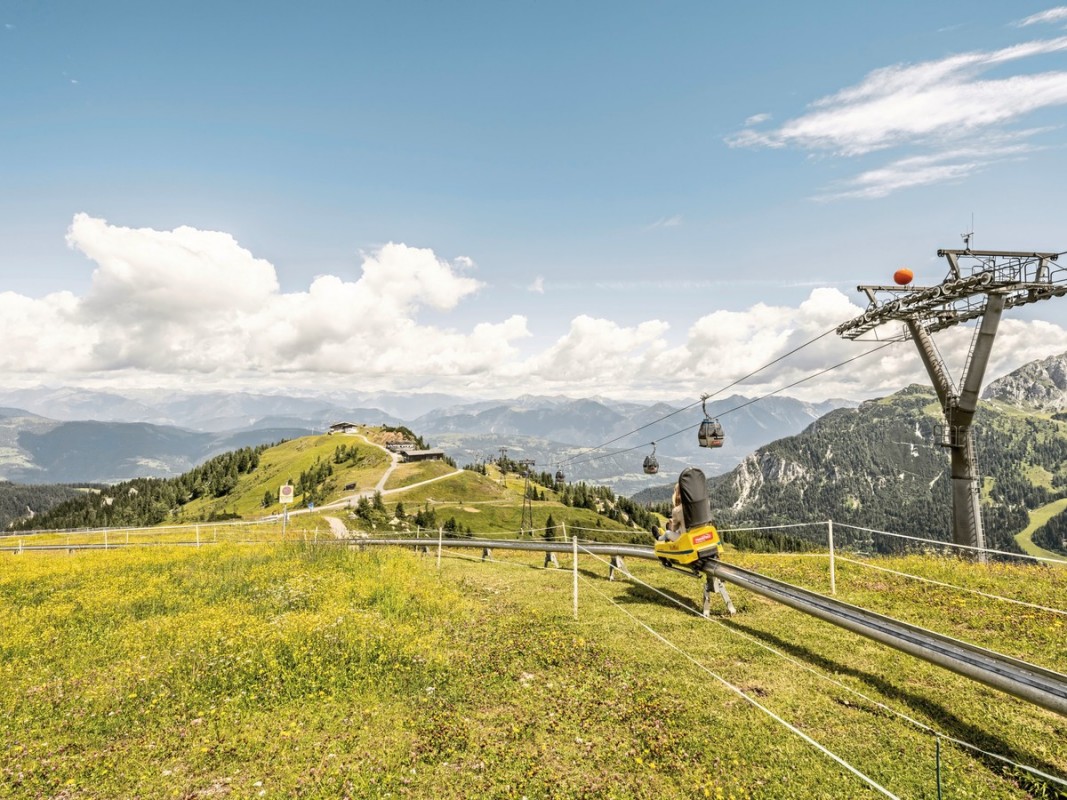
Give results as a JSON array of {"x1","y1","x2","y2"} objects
[{"x1": 983, "y1": 351, "x2": 1067, "y2": 412}]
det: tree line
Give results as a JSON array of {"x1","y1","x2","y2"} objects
[{"x1": 13, "y1": 444, "x2": 273, "y2": 530}]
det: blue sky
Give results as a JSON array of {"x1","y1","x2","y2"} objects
[{"x1": 2, "y1": 2, "x2": 1067, "y2": 401}]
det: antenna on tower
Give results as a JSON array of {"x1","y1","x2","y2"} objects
[{"x1": 962, "y1": 213, "x2": 974, "y2": 251}]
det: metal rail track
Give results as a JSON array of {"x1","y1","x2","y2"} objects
[{"x1": 367, "y1": 537, "x2": 1067, "y2": 717}]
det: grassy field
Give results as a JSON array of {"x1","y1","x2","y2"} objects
[
  {"x1": 1014, "y1": 498, "x2": 1067, "y2": 560},
  {"x1": 383, "y1": 460, "x2": 458, "y2": 491},
  {"x1": 179, "y1": 435, "x2": 391, "y2": 521},
  {"x1": 2, "y1": 543, "x2": 1064, "y2": 799}
]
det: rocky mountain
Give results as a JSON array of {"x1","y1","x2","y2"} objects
[
  {"x1": 633, "y1": 384, "x2": 1067, "y2": 554},
  {"x1": 983, "y1": 350, "x2": 1067, "y2": 412}
]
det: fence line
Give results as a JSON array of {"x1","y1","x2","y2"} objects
[
  {"x1": 575, "y1": 547, "x2": 1067, "y2": 792},
  {"x1": 834, "y1": 523, "x2": 1067, "y2": 565},
  {"x1": 574, "y1": 561, "x2": 900, "y2": 799},
  {"x1": 835, "y1": 556, "x2": 1067, "y2": 617},
  {"x1": 9, "y1": 514, "x2": 1066, "y2": 569},
  {"x1": 719, "y1": 521, "x2": 827, "y2": 533}
]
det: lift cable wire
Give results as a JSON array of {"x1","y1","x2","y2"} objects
[
  {"x1": 572, "y1": 547, "x2": 1067, "y2": 791},
  {"x1": 562, "y1": 336, "x2": 904, "y2": 469},
  {"x1": 555, "y1": 326, "x2": 841, "y2": 468},
  {"x1": 573, "y1": 566, "x2": 902, "y2": 798}
]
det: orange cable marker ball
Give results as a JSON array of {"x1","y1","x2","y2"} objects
[{"x1": 894, "y1": 268, "x2": 914, "y2": 286}]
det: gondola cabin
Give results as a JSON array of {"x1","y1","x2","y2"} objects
[
  {"x1": 698, "y1": 417, "x2": 725, "y2": 448},
  {"x1": 642, "y1": 443, "x2": 659, "y2": 475},
  {"x1": 555, "y1": 469, "x2": 565, "y2": 483},
  {"x1": 654, "y1": 466, "x2": 720, "y2": 570}
]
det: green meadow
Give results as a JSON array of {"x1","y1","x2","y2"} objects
[{"x1": 1, "y1": 542, "x2": 1064, "y2": 799}]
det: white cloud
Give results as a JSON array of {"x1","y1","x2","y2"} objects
[
  {"x1": 528, "y1": 276, "x2": 545, "y2": 294},
  {"x1": 744, "y1": 113, "x2": 771, "y2": 126},
  {"x1": 1015, "y1": 7, "x2": 1067, "y2": 26},
  {"x1": 7, "y1": 215, "x2": 1066, "y2": 403},
  {"x1": 3, "y1": 214, "x2": 524, "y2": 380},
  {"x1": 727, "y1": 33, "x2": 1067, "y2": 197},
  {"x1": 646, "y1": 215, "x2": 683, "y2": 230},
  {"x1": 527, "y1": 316, "x2": 670, "y2": 386}
]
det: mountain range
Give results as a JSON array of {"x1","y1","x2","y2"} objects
[
  {"x1": 0, "y1": 408, "x2": 314, "y2": 484},
  {"x1": 0, "y1": 388, "x2": 851, "y2": 492},
  {"x1": 982, "y1": 350, "x2": 1067, "y2": 411},
  {"x1": 4, "y1": 349, "x2": 1067, "y2": 548}
]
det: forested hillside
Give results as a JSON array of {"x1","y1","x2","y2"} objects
[
  {"x1": 633, "y1": 385, "x2": 1067, "y2": 553},
  {"x1": 1033, "y1": 508, "x2": 1067, "y2": 555},
  {"x1": 11, "y1": 445, "x2": 269, "y2": 530},
  {"x1": 0, "y1": 482, "x2": 90, "y2": 529}
]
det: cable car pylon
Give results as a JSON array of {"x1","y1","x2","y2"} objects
[{"x1": 837, "y1": 246, "x2": 1067, "y2": 555}]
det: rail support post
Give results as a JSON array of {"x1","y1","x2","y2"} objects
[
  {"x1": 482, "y1": 546, "x2": 492, "y2": 561},
  {"x1": 704, "y1": 574, "x2": 736, "y2": 617},
  {"x1": 572, "y1": 535, "x2": 578, "y2": 620},
  {"x1": 828, "y1": 519, "x2": 836, "y2": 596},
  {"x1": 544, "y1": 550, "x2": 559, "y2": 568},
  {"x1": 609, "y1": 554, "x2": 627, "y2": 581}
]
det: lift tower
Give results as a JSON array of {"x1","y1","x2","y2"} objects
[
  {"x1": 837, "y1": 248, "x2": 1066, "y2": 553},
  {"x1": 517, "y1": 459, "x2": 536, "y2": 536}
]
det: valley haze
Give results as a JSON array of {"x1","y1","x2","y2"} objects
[{"x1": 0, "y1": 387, "x2": 851, "y2": 495}]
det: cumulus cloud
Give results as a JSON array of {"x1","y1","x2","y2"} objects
[
  {"x1": 728, "y1": 31, "x2": 1067, "y2": 197},
  {"x1": 528, "y1": 276, "x2": 545, "y2": 294},
  {"x1": 527, "y1": 316, "x2": 670, "y2": 386},
  {"x1": 2, "y1": 214, "x2": 525, "y2": 382},
  {"x1": 6, "y1": 215, "x2": 1066, "y2": 403}
]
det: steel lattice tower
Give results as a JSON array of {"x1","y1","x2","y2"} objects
[{"x1": 838, "y1": 248, "x2": 1065, "y2": 553}]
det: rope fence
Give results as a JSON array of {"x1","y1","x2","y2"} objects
[
  {"x1": 573, "y1": 546, "x2": 1067, "y2": 794},
  {"x1": 431, "y1": 540, "x2": 1066, "y2": 795}
]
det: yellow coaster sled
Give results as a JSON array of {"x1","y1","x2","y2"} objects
[{"x1": 654, "y1": 466, "x2": 720, "y2": 571}]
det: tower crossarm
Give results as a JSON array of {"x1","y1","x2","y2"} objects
[{"x1": 837, "y1": 249, "x2": 1063, "y2": 340}]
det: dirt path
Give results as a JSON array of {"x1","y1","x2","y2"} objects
[
  {"x1": 278, "y1": 434, "x2": 462, "y2": 517},
  {"x1": 324, "y1": 515, "x2": 349, "y2": 539}
]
